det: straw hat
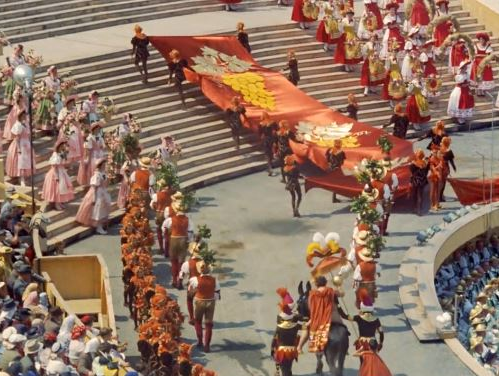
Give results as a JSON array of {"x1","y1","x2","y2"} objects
[
  {"x1": 139, "y1": 157, "x2": 152, "y2": 168},
  {"x1": 355, "y1": 230, "x2": 369, "y2": 245},
  {"x1": 64, "y1": 95, "x2": 77, "y2": 107},
  {"x1": 358, "y1": 248, "x2": 373, "y2": 262},
  {"x1": 196, "y1": 261, "x2": 211, "y2": 275},
  {"x1": 90, "y1": 122, "x2": 102, "y2": 132}
]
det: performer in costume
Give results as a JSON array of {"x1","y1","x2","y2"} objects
[
  {"x1": 360, "y1": 34, "x2": 385, "y2": 96},
  {"x1": 179, "y1": 235, "x2": 203, "y2": 325},
  {"x1": 77, "y1": 122, "x2": 106, "y2": 186},
  {"x1": 439, "y1": 136, "x2": 456, "y2": 202},
  {"x1": 276, "y1": 120, "x2": 295, "y2": 183},
  {"x1": 470, "y1": 33, "x2": 495, "y2": 96},
  {"x1": 343, "y1": 297, "x2": 384, "y2": 351},
  {"x1": 380, "y1": 3, "x2": 404, "y2": 60},
  {"x1": 428, "y1": 144, "x2": 443, "y2": 212},
  {"x1": 382, "y1": 104, "x2": 409, "y2": 139},
  {"x1": 381, "y1": 53, "x2": 406, "y2": 107},
  {"x1": 164, "y1": 197, "x2": 194, "y2": 289},
  {"x1": 271, "y1": 293, "x2": 300, "y2": 376},
  {"x1": 284, "y1": 50, "x2": 300, "y2": 86},
  {"x1": 326, "y1": 139, "x2": 346, "y2": 203},
  {"x1": 406, "y1": 75, "x2": 431, "y2": 130},
  {"x1": 339, "y1": 93, "x2": 359, "y2": 119},
  {"x1": 57, "y1": 95, "x2": 77, "y2": 129},
  {"x1": 131, "y1": 24, "x2": 150, "y2": 84},
  {"x1": 291, "y1": 0, "x2": 315, "y2": 29},
  {"x1": 419, "y1": 120, "x2": 447, "y2": 150},
  {"x1": 220, "y1": 0, "x2": 242, "y2": 12},
  {"x1": 188, "y1": 261, "x2": 220, "y2": 353},
  {"x1": 449, "y1": 38, "x2": 470, "y2": 75},
  {"x1": 410, "y1": 149, "x2": 429, "y2": 216},
  {"x1": 35, "y1": 89, "x2": 56, "y2": 134},
  {"x1": 447, "y1": 60, "x2": 475, "y2": 125},
  {"x1": 117, "y1": 156, "x2": 137, "y2": 209},
  {"x1": 358, "y1": 0, "x2": 383, "y2": 40},
  {"x1": 259, "y1": 111, "x2": 278, "y2": 176},
  {"x1": 306, "y1": 232, "x2": 350, "y2": 278},
  {"x1": 225, "y1": 96, "x2": 248, "y2": 149},
  {"x1": 3, "y1": 88, "x2": 26, "y2": 141},
  {"x1": 317, "y1": 3, "x2": 341, "y2": 51},
  {"x1": 372, "y1": 156, "x2": 398, "y2": 236},
  {"x1": 406, "y1": 0, "x2": 431, "y2": 34},
  {"x1": 334, "y1": 8, "x2": 363, "y2": 72},
  {"x1": 432, "y1": 0, "x2": 455, "y2": 52},
  {"x1": 44, "y1": 66, "x2": 62, "y2": 114},
  {"x1": 42, "y1": 140, "x2": 75, "y2": 211},
  {"x1": 81, "y1": 90, "x2": 100, "y2": 124},
  {"x1": 354, "y1": 248, "x2": 380, "y2": 308},
  {"x1": 5, "y1": 110, "x2": 36, "y2": 187},
  {"x1": 75, "y1": 158, "x2": 111, "y2": 235},
  {"x1": 150, "y1": 179, "x2": 174, "y2": 256},
  {"x1": 355, "y1": 338, "x2": 393, "y2": 376},
  {"x1": 130, "y1": 157, "x2": 155, "y2": 197},
  {"x1": 168, "y1": 49, "x2": 189, "y2": 106},
  {"x1": 284, "y1": 155, "x2": 302, "y2": 218},
  {"x1": 237, "y1": 22, "x2": 251, "y2": 53}
]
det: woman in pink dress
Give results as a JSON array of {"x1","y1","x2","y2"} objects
[
  {"x1": 75, "y1": 158, "x2": 111, "y2": 235},
  {"x1": 5, "y1": 110, "x2": 36, "y2": 186},
  {"x1": 58, "y1": 110, "x2": 83, "y2": 165},
  {"x1": 42, "y1": 140, "x2": 75, "y2": 211},
  {"x1": 77, "y1": 122, "x2": 105, "y2": 186},
  {"x1": 117, "y1": 157, "x2": 138, "y2": 209},
  {"x1": 3, "y1": 88, "x2": 26, "y2": 142}
]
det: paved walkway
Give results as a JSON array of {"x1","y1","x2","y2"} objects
[{"x1": 67, "y1": 128, "x2": 498, "y2": 375}]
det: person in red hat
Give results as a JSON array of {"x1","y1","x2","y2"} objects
[
  {"x1": 334, "y1": 7, "x2": 363, "y2": 72},
  {"x1": 271, "y1": 289, "x2": 300, "y2": 376},
  {"x1": 470, "y1": 33, "x2": 495, "y2": 96},
  {"x1": 447, "y1": 60, "x2": 475, "y2": 125},
  {"x1": 219, "y1": 0, "x2": 242, "y2": 11},
  {"x1": 42, "y1": 140, "x2": 75, "y2": 211},
  {"x1": 428, "y1": 144, "x2": 443, "y2": 212},
  {"x1": 360, "y1": 33, "x2": 385, "y2": 96},
  {"x1": 380, "y1": 3, "x2": 404, "y2": 59},
  {"x1": 291, "y1": 0, "x2": 315, "y2": 29}
]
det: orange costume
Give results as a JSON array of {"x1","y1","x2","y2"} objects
[
  {"x1": 308, "y1": 287, "x2": 336, "y2": 352},
  {"x1": 359, "y1": 350, "x2": 393, "y2": 376}
]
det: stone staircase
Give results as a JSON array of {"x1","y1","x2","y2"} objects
[
  {"x1": 0, "y1": 0, "x2": 276, "y2": 43},
  {"x1": 0, "y1": 0, "x2": 496, "y2": 248}
]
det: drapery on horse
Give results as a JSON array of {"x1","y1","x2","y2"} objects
[
  {"x1": 306, "y1": 232, "x2": 353, "y2": 279},
  {"x1": 296, "y1": 281, "x2": 349, "y2": 376}
]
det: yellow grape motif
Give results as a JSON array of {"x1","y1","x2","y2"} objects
[
  {"x1": 222, "y1": 72, "x2": 276, "y2": 110},
  {"x1": 315, "y1": 136, "x2": 360, "y2": 148}
]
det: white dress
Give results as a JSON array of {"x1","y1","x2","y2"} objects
[
  {"x1": 447, "y1": 73, "x2": 475, "y2": 119},
  {"x1": 82, "y1": 99, "x2": 99, "y2": 123},
  {"x1": 44, "y1": 76, "x2": 62, "y2": 114}
]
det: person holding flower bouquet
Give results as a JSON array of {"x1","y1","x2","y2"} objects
[
  {"x1": 35, "y1": 89, "x2": 56, "y2": 135},
  {"x1": 58, "y1": 108, "x2": 84, "y2": 165},
  {"x1": 77, "y1": 122, "x2": 106, "y2": 186},
  {"x1": 42, "y1": 140, "x2": 75, "y2": 211},
  {"x1": 44, "y1": 66, "x2": 63, "y2": 114},
  {"x1": 155, "y1": 136, "x2": 182, "y2": 168},
  {"x1": 117, "y1": 155, "x2": 138, "y2": 209},
  {"x1": 3, "y1": 87, "x2": 26, "y2": 142},
  {"x1": 57, "y1": 95, "x2": 77, "y2": 129},
  {"x1": 82, "y1": 90, "x2": 100, "y2": 123}
]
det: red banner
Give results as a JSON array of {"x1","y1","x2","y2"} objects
[
  {"x1": 149, "y1": 35, "x2": 414, "y2": 192},
  {"x1": 448, "y1": 177, "x2": 499, "y2": 205}
]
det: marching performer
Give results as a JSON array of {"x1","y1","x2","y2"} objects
[
  {"x1": 410, "y1": 149, "x2": 429, "y2": 216},
  {"x1": 81, "y1": 90, "x2": 100, "y2": 124},
  {"x1": 57, "y1": 95, "x2": 77, "y2": 129},
  {"x1": 358, "y1": 0, "x2": 383, "y2": 40},
  {"x1": 130, "y1": 157, "x2": 155, "y2": 196},
  {"x1": 405, "y1": 0, "x2": 431, "y2": 34},
  {"x1": 225, "y1": 96, "x2": 248, "y2": 149},
  {"x1": 470, "y1": 33, "x2": 495, "y2": 96},
  {"x1": 3, "y1": 88, "x2": 26, "y2": 141},
  {"x1": 59, "y1": 100, "x2": 84, "y2": 165},
  {"x1": 382, "y1": 104, "x2": 409, "y2": 139},
  {"x1": 428, "y1": 144, "x2": 443, "y2": 212},
  {"x1": 284, "y1": 155, "x2": 302, "y2": 218},
  {"x1": 131, "y1": 24, "x2": 150, "y2": 84},
  {"x1": 77, "y1": 122, "x2": 106, "y2": 186},
  {"x1": 276, "y1": 120, "x2": 295, "y2": 183},
  {"x1": 381, "y1": 53, "x2": 406, "y2": 107},
  {"x1": 35, "y1": 89, "x2": 56, "y2": 135},
  {"x1": 447, "y1": 60, "x2": 475, "y2": 125},
  {"x1": 432, "y1": 0, "x2": 456, "y2": 53},
  {"x1": 75, "y1": 158, "x2": 112, "y2": 235},
  {"x1": 117, "y1": 156, "x2": 136, "y2": 209},
  {"x1": 291, "y1": 0, "x2": 316, "y2": 29},
  {"x1": 168, "y1": 49, "x2": 189, "y2": 106},
  {"x1": 259, "y1": 111, "x2": 278, "y2": 176},
  {"x1": 317, "y1": 3, "x2": 341, "y2": 51},
  {"x1": 150, "y1": 180, "x2": 173, "y2": 255},
  {"x1": 380, "y1": 3, "x2": 405, "y2": 60},
  {"x1": 439, "y1": 136, "x2": 456, "y2": 202},
  {"x1": 271, "y1": 293, "x2": 301, "y2": 376},
  {"x1": 449, "y1": 36, "x2": 471, "y2": 75},
  {"x1": 334, "y1": 7, "x2": 363, "y2": 72},
  {"x1": 42, "y1": 140, "x2": 75, "y2": 211},
  {"x1": 180, "y1": 235, "x2": 203, "y2": 325},
  {"x1": 406, "y1": 74, "x2": 431, "y2": 130},
  {"x1": 373, "y1": 156, "x2": 398, "y2": 236},
  {"x1": 355, "y1": 338, "x2": 393, "y2": 376},
  {"x1": 360, "y1": 34, "x2": 385, "y2": 96},
  {"x1": 44, "y1": 66, "x2": 62, "y2": 114},
  {"x1": 163, "y1": 196, "x2": 194, "y2": 289},
  {"x1": 284, "y1": 50, "x2": 300, "y2": 86},
  {"x1": 339, "y1": 93, "x2": 359, "y2": 120},
  {"x1": 188, "y1": 261, "x2": 220, "y2": 353},
  {"x1": 237, "y1": 22, "x2": 251, "y2": 53},
  {"x1": 5, "y1": 110, "x2": 36, "y2": 187}
]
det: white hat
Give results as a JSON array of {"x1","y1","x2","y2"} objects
[
  {"x1": 46, "y1": 359, "x2": 68, "y2": 375},
  {"x1": 404, "y1": 41, "x2": 413, "y2": 51},
  {"x1": 360, "y1": 301, "x2": 374, "y2": 312},
  {"x1": 419, "y1": 52, "x2": 429, "y2": 63},
  {"x1": 355, "y1": 230, "x2": 369, "y2": 245},
  {"x1": 9, "y1": 333, "x2": 27, "y2": 345},
  {"x1": 2, "y1": 327, "x2": 16, "y2": 341}
]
